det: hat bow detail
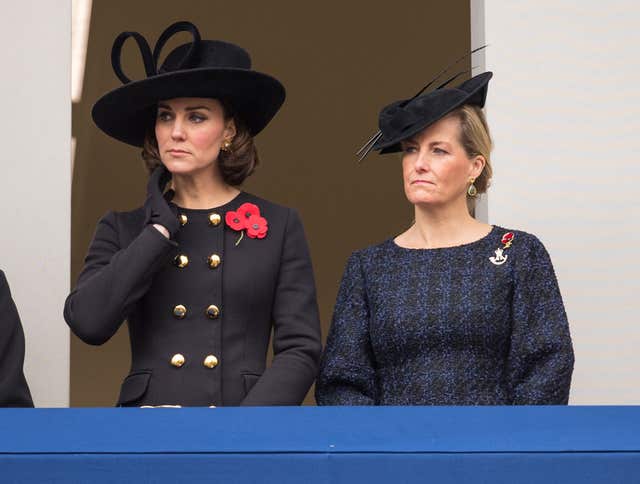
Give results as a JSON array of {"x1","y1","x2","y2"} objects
[{"x1": 111, "y1": 21, "x2": 202, "y2": 85}]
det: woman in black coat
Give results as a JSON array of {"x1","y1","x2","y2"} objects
[
  {"x1": 64, "y1": 21, "x2": 321, "y2": 407},
  {"x1": 0, "y1": 270, "x2": 34, "y2": 407}
]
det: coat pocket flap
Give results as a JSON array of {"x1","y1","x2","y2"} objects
[
  {"x1": 117, "y1": 370, "x2": 152, "y2": 406},
  {"x1": 242, "y1": 373, "x2": 262, "y2": 395}
]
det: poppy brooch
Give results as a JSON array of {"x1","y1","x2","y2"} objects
[
  {"x1": 225, "y1": 202, "x2": 268, "y2": 245},
  {"x1": 489, "y1": 232, "x2": 514, "y2": 266}
]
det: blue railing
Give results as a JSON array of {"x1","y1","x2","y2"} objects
[{"x1": 1, "y1": 406, "x2": 639, "y2": 483}]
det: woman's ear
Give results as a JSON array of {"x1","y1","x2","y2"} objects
[
  {"x1": 225, "y1": 119, "x2": 237, "y2": 139},
  {"x1": 470, "y1": 155, "x2": 486, "y2": 179}
]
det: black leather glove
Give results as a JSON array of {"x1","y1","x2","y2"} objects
[{"x1": 143, "y1": 165, "x2": 180, "y2": 237}]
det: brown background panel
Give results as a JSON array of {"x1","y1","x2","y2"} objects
[{"x1": 71, "y1": 0, "x2": 471, "y2": 406}]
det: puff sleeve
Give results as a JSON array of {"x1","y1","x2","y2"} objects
[
  {"x1": 316, "y1": 251, "x2": 377, "y2": 405},
  {"x1": 507, "y1": 235, "x2": 575, "y2": 404}
]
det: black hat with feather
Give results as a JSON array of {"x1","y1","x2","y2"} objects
[{"x1": 357, "y1": 47, "x2": 491, "y2": 161}]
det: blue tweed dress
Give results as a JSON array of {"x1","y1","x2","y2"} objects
[{"x1": 316, "y1": 226, "x2": 575, "y2": 405}]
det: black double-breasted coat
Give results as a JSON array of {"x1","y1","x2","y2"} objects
[
  {"x1": 64, "y1": 192, "x2": 322, "y2": 406},
  {"x1": 0, "y1": 270, "x2": 34, "y2": 407}
]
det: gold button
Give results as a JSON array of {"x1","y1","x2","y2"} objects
[
  {"x1": 170, "y1": 353, "x2": 185, "y2": 367},
  {"x1": 208, "y1": 212, "x2": 222, "y2": 226},
  {"x1": 178, "y1": 214, "x2": 188, "y2": 226},
  {"x1": 173, "y1": 304, "x2": 187, "y2": 319},
  {"x1": 206, "y1": 304, "x2": 220, "y2": 319},
  {"x1": 174, "y1": 254, "x2": 189, "y2": 268},
  {"x1": 203, "y1": 355, "x2": 219, "y2": 368},
  {"x1": 207, "y1": 254, "x2": 221, "y2": 269}
]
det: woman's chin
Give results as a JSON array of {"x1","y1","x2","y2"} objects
[
  {"x1": 162, "y1": 161, "x2": 207, "y2": 176},
  {"x1": 166, "y1": 167, "x2": 194, "y2": 176},
  {"x1": 405, "y1": 190, "x2": 438, "y2": 206}
]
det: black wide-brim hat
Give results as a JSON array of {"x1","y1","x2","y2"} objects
[
  {"x1": 92, "y1": 21, "x2": 286, "y2": 147},
  {"x1": 372, "y1": 71, "x2": 492, "y2": 154}
]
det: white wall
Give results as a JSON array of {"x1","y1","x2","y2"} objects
[
  {"x1": 479, "y1": 0, "x2": 640, "y2": 403},
  {"x1": 0, "y1": 1, "x2": 71, "y2": 406}
]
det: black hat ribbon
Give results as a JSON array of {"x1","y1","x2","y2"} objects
[{"x1": 110, "y1": 21, "x2": 202, "y2": 85}]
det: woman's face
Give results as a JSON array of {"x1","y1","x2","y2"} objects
[
  {"x1": 155, "y1": 97, "x2": 236, "y2": 176},
  {"x1": 400, "y1": 115, "x2": 484, "y2": 207}
]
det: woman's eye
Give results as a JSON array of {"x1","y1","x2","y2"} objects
[
  {"x1": 433, "y1": 147, "x2": 448, "y2": 155},
  {"x1": 403, "y1": 146, "x2": 417, "y2": 153},
  {"x1": 157, "y1": 111, "x2": 172, "y2": 121},
  {"x1": 189, "y1": 113, "x2": 206, "y2": 123}
]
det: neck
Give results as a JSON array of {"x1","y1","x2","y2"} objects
[
  {"x1": 399, "y1": 196, "x2": 490, "y2": 249},
  {"x1": 170, "y1": 166, "x2": 240, "y2": 209}
]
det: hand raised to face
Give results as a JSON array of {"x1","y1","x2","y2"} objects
[{"x1": 143, "y1": 165, "x2": 180, "y2": 238}]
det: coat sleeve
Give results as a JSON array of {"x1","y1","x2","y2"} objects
[
  {"x1": 64, "y1": 211, "x2": 177, "y2": 345},
  {"x1": 240, "y1": 209, "x2": 322, "y2": 406},
  {"x1": 0, "y1": 271, "x2": 34, "y2": 407},
  {"x1": 315, "y1": 251, "x2": 377, "y2": 405},
  {"x1": 507, "y1": 235, "x2": 575, "y2": 404}
]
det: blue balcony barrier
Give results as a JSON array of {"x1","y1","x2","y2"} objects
[{"x1": 1, "y1": 406, "x2": 639, "y2": 483}]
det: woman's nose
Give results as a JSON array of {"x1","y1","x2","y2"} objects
[
  {"x1": 414, "y1": 150, "x2": 430, "y2": 171},
  {"x1": 171, "y1": 118, "x2": 186, "y2": 140}
]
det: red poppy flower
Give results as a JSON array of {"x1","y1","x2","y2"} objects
[
  {"x1": 501, "y1": 232, "x2": 514, "y2": 245},
  {"x1": 225, "y1": 210, "x2": 245, "y2": 231},
  {"x1": 226, "y1": 203, "x2": 268, "y2": 244},
  {"x1": 246, "y1": 214, "x2": 268, "y2": 239},
  {"x1": 237, "y1": 202, "x2": 260, "y2": 221}
]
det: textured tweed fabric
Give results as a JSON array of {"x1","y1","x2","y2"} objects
[{"x1": 316, "y1": 226, "x2": 574, "y2": 406}]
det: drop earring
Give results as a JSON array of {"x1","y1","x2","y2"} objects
[{"x1": 467, "y1": 177, "x2": 478, "y2": 197}]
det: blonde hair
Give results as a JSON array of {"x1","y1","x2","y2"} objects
[{"x1": 446, "y1": 104, "x2": 493, "y2": 195}]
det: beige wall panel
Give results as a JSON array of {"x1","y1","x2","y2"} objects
[{"x1": 483, "y1": 0, "x2": 640, "y2": 403}]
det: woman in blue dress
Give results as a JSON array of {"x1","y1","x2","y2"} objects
[{"x1": 316, "y1": 72, "x2": 575, "y2": 405}]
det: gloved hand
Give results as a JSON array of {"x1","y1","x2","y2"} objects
[{"x1": 143, "y1": 165, "x2": 180, "y2": 238}]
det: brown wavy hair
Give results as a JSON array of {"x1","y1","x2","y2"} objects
[{"x1": 141, "y1": 99, "x2": 259, "y2": 186}]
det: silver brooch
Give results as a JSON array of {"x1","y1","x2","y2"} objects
[{"x1": 489, "y1": 248, "x2": 508, "y2": 265}]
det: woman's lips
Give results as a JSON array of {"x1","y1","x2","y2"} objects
[
  {"x1": 167, "y1": 149, "x2": 190, "y2": 157},
  {"x1": 411, "y1": 180, "x2": 435, "y2": 185}
]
